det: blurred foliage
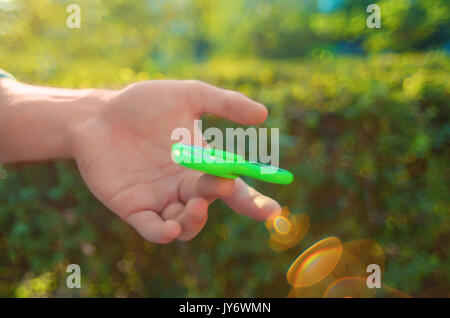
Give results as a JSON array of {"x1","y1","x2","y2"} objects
[{"x1": 0, "y1": 0, "x2": 449, "y2": 297}]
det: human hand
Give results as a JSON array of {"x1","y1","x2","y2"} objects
[{"x1": 68, "y1": 80, "x2": 281, "y2": 243}]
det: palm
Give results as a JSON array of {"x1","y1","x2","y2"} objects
[{"x1": 71, "y1": 80, "x2": 281, "y2": 243}]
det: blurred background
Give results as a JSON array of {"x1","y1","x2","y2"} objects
[{"x1": 0, "y1": 0, "x2": 449, "y2": 297}]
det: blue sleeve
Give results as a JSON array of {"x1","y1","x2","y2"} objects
[{"x1": 0, "y1": 69, "x2": 15, "y2": 80}]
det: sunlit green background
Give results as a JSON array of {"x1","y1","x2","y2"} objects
[{"x1": 0, "y1": 0, "x2": 449, "y2": 297}]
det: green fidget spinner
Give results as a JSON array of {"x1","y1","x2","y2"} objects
[{"x1": 171, "y1": 143, "x2": 293, "y2": 184}]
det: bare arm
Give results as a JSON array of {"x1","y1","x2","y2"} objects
[{"x1": 0, "y1": 78, "x2": 112, "y2": 163}]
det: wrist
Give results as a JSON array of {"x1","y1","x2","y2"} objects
[
  {"x1": 0, "y1": 79, "x2": 115, "y2": 162},
  {"x1": 63, "y1": 88, "x2": 115, "y2": 159}
]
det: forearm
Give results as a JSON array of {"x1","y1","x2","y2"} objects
[{"x1": 0, "y1": 78, "x2": 110, "y2": 163}]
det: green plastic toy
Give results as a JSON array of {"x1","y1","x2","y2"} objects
[{"x1": 171, "y1": 143, "x2": 293, "y2": 184}]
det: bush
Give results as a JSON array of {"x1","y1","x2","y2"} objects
[{"x1": 0, "y1": 52, "x2": 448, "y2": 297}]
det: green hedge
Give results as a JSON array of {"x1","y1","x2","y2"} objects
[{"x1": 0, "y1": 52, "x2": 449, "y2": 297}]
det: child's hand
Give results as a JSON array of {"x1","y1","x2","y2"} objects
[{"x1": 69, "y1": 80, "x2": 281, "y2": 243}]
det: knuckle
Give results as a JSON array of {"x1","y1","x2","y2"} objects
[
  {"x1": 184, "y1": 79, "x2": 206, "y2": 91},
  {"x1": 229, "y1": 90, "x2": 246, "y2": 101},
  {"x1": 183, "y1": 80, "x2": 208, "y2": 109},
  {"x1": 222, "y1": 90, "x2": 237, "y2": 109}
]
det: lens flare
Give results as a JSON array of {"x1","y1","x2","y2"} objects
[
  {"x1": 273, "y1": 216, "x2": 291, "y2": 235},
  {"x1": 332, "y1": 239, "x2": 385, "y2": 279},
  {"x1": 287, "y1": 236, "x2": 342, "y2": 288},
  {"x1": 378, "y1": 284, "x2": 412, "y2": 298},
  {"x1": 287, "y1": 238, "x2": 410, "y2": 298},
  {"x1": 324, "y1": 276, "x2": 412, "y2": 298},
  {"x1": 324, "y1": 276, "x2": 375, "y2": 298},
  {"x1": 265, "y1": 206, "x2": 289, "y2": 230},
  {"x1": 287, "y1": 274, "x2": 335, "y2": 298},
  {"x1": 266, "y1": 207, "x2": 310, "y2": 251}
]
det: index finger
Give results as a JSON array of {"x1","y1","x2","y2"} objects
[
  {"x1": 220, "y1": 178, "x2": 281, "y2": 221},
  {"x1": 186, "y1": 81, "x2": 268, "y2": 125}
]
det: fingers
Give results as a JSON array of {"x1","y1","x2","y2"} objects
[
  {"x1": 161, "y1": 202, "x2": 185, "y2": 220},
  {"x1": 179, "y1": 173, "x2": 235, "y2": 203},
  {"x1": 220, "y1": 178, "x2": 281, "y2": 221},
  {"x1": 187, "y1": 81, "x2": 268, "y2": 125},
  {"x1": 125, "y1": 210, "x2": 181, "y2": 244},
  {"x1": 124, "y1": 176, "x2": 280, "y2": 244},
  {"x1": 161, "y1": 198, "x2": 209, "y2": 241},
  {"x1": 174, "y1": 198, "x2": 209, "y2": 241}
]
